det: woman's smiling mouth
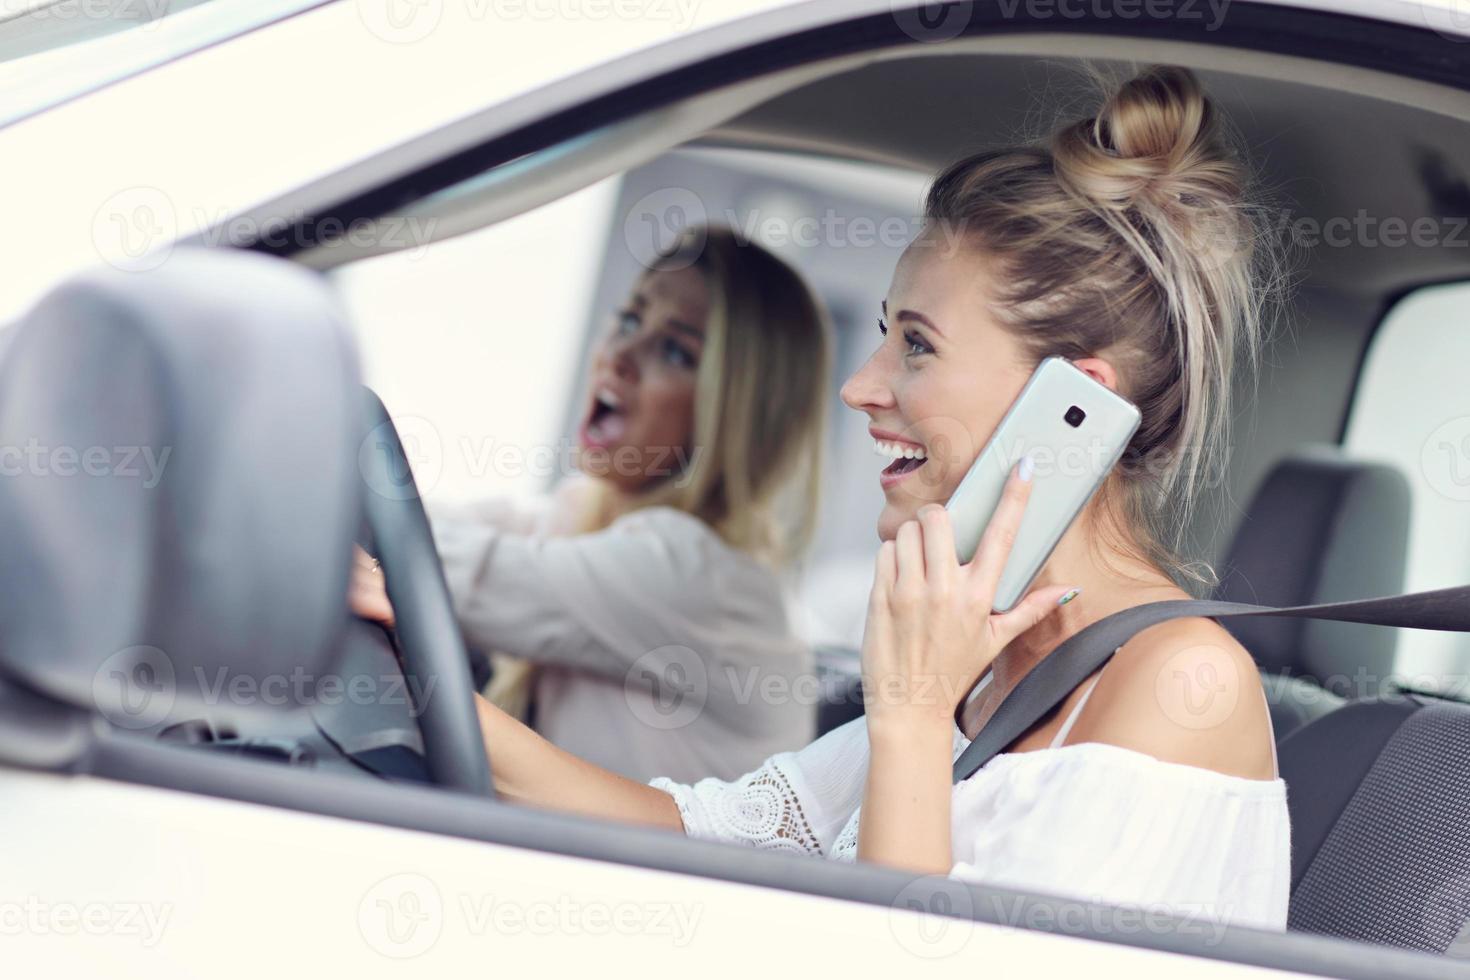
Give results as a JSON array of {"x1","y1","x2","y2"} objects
[{"x1": 872, "y1": 430, "x2": 929, "y2": 489}]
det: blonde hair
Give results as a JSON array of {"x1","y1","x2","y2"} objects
[
  {"x1": 574, "y1": 225, "x2": 831, "y2": 568},
  {"x1": 925, "y1": 65, "x2": 1283, "y2": 589}
]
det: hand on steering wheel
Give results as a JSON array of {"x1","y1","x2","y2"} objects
[{"x1": 349, "y1": 544, "x2": 395, "y2": 627}]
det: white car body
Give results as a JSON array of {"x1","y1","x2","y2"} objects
[{"x1": 8, "y1": 768, "x2": 1296, "y2": 977}]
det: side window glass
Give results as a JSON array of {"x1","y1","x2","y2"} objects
[{"x1": 1344, "y1": 281, "x2": 1470, "y2": 695}]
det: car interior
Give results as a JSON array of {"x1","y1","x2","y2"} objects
[{"x1": 6, "y1": 6, "x2": 1470, "y2": 977}]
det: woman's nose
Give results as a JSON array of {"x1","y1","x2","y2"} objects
[
  {"x1": 604, "y1": 334, "x2": 639, "y2": 383},
  {"x1": 840, "y1": 349, "x2": 895, "y2": 413}
]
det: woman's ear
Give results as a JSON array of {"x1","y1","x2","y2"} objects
[{"x1": 1072, "y1": 356, "x2": 1120, "y2": 392}]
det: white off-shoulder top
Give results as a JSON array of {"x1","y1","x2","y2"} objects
[{"x1": 651, "y1": 669, "x2": 1292, "y2": 931}]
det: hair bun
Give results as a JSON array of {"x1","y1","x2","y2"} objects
[
  {"x1": 1098, "y1": 66, "x2": 1208, "y2": 165},
  {"x1": 1052, "y1": 66, "x2": 1242, "y2": 215}
]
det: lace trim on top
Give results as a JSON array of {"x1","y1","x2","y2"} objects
[
  {"x1": 651, "y1": 761, "x2": 822, "y2": 856},
  {"x1": 832, "y1": 810, "x2": 860, "y2": 858}
]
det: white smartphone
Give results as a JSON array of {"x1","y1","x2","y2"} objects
[{"x1": 945, "y1": 356, "x2": 1141, "y2": 612}]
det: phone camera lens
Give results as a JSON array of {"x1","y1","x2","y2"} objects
[{"x1": 1064, "y1": 405, "x2": 1086, "y2": 428}]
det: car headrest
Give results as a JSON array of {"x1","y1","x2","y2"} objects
[
  {"x1": 0, "y1": 248, "x2": 362, "y2": 730},
  {"x1": 1214, "y1": 444, "x2": 1411, "y2": 695}
]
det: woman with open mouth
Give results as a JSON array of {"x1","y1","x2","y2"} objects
[
  {"x1": 352, "y1": 224, "x2": 832, "y2": 784},
  {"x1": 359, "y1": 65, "x2": 1289, "y2": 930}
]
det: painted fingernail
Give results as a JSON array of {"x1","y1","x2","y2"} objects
[
  {"x1": 1018, "y1": 453, "x2": 1036, "y2": 482},
  {"x1": 1057, "y1": 587, "x2": 1081, "y2": 606}
]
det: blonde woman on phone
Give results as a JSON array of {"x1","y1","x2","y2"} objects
[
  {"x1": 362, "y1": 66, "x2": 1290, "y2": 931},
  {"x1": 353, "y1": 225, "x2": 831, "y2": 783}
]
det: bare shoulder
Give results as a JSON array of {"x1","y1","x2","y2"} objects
[{"x1": 1064, "y1": 616, "x2": 1277, "y2": 781}]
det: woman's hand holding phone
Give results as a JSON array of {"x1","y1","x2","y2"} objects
[
  {"x1": 859, "y1": 455, "x2": 1081, "y2": 733},
  {"x1": 856, "y1": 455, "x2": 1081, "y2": 873}
]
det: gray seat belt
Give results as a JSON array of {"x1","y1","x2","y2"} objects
[{"x1": 953, "y1": 585, "x2": 1470, "y2": 783}]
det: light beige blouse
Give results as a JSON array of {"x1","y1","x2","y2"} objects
[{"x1": 429, "y1": 491, "x2": 816, "y2": 783}]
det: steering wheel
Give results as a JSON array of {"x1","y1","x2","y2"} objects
[{"x1": 355, "y1": 389, "x2": 494, "y2": 796}]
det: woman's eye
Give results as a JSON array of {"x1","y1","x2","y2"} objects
[
  {"x1": 904, "y1": 329, "x2": 934, "y2": 357},
  {"x1": 615, "y1": 310, "x2": 640, "y2": 335},
  {"x1": 661, "y1": 337, "x2": 697, "y2": 369},
  {"x1": 876, "y1": 316, "x2": 888, "y2": 338}
]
